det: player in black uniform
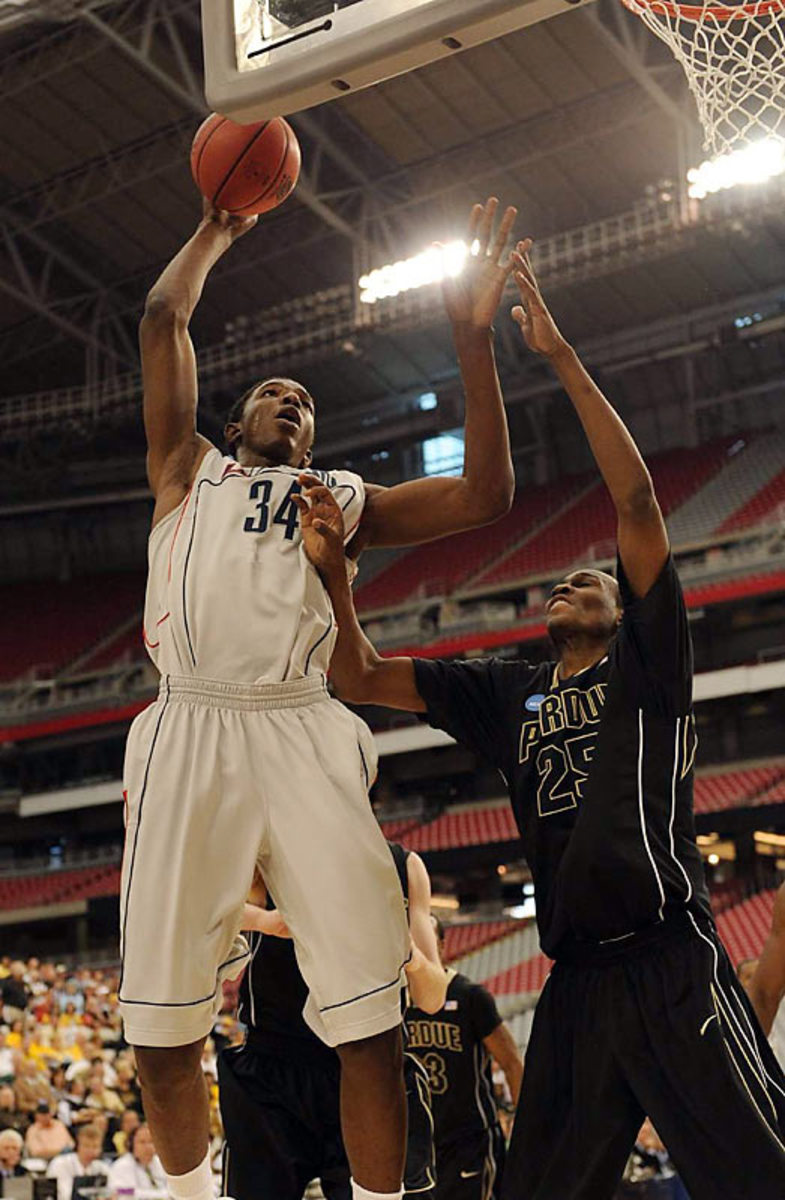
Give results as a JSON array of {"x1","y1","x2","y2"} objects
[
  {"x1": 407, "y1": 916, "x2": 522, "y2": 1200},
  {"x1": 293, "y1": 243, "x2": 785, "y2": 1199},
  {"x1": 219, "y1": 843, "x2": 442, "y2": 1200}
]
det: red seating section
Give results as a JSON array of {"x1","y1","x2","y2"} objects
[
  {"x1": 77, "y1": 623, "x2": 146, "y2": 673},
  {"x1": 693, "y1": 761, "x2": 785, "y2": 814},
  {"x1": 715, "y1": 889, "x2": 776, "y2": 965},
  {"x1": 354, "y1": 478, "x2": 583, "y2": 613},
  {"x1": 473, "y1": 439, "x2": 734, "y2": 591},
  {"x1": 482, "y1": 953, "x2": 552, "y2": 996},
  {"x1": 400, "y1": 803, "x2": 518, "y2": 853},
  {"x1": 441, "y1": 919, "x2": 517, "y2": 963},
  {"x1": 718, "y1": 467, "x2": 785, "y2": 533},
  {"x1": 0, "y1": 574, "x2": 144, "y2": 682},
  {"x1": 0, "y1": 864, "x2": 121, "y2": 912}
]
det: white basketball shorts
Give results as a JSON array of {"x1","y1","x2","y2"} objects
[{"x1": 119, "y1": 674, "x2": 410, "y2": 1049}]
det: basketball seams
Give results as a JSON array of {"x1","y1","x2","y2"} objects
[
  {"x1": 213, "y1": 120, "x2": 271, "y2": 211},
  {"x1": 233, "y1": 121, "x2": 294, "y2": 215},
  {"x1": 192, "y1": 114, "x2": 227, "y2": 184}
]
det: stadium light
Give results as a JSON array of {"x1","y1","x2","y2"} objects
[
  {"x1": 358, "y1": 238, "x2": 479, "y2": 304},
  {"x1": 687, "y1": 136, "x2": 785, "y2": 201}
]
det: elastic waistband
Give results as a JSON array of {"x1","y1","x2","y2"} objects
[
  {"x1": 553, "y1": 909, "x2": 707, "y2": 968},
  {"x1": 159, "y1": 673, "x2": 328, "y2": 711}
]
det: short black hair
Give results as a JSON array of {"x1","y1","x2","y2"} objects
[{"x1": 225, "y1": 382, "x2": 261, "y2": 455}]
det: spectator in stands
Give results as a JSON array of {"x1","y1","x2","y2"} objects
[
  {"x1": 0, "y1": 1129, "x2": 27, "y2": 1179},
  {"x1": 1, "y1": 965, "x2": 29, "y2": 1025},
  {"x1": 0, "y1": 1087, "x2": 26, "y2": 1135},
  {"x1": 83, "y1": 1067, "x2": 123, "y2": 1118},
  {"x1": 0, "y1": 1030, "x2": 15, "y2": 1083},
  {"x1": 108, "y1": 1123, "x2": 166, "y2": 1194},
  {"x1": 112, "y1": 1108, "x2": 140, "y2": 1157},
  {"x1": 14, "y1": 1057, "x2": 52, "y2": 1116},
  {"x1": 24, "y1": 1101, "x2": 73, "y2": 1161},
  {"x1": 46, "y1": 1123, "x2": 110, "y2": 1200},
  {"x1": 113, "y1": 1060, "x2": 141, "y2": 1113}
]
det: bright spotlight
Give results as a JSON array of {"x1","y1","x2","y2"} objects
[
  {"x1": 358, "y1": 239, "x2": 470, "y2": 304},
  {"x1": 687, "y1": 137, "x2": 785, "y2": 201}
]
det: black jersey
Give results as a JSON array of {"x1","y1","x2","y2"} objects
[
  {"x1": 406, "y1": 970, "x2": 501, "y2": 1145},
  {"x1": 414, "y1": 554, "x2": 711, "y2": 959},
  {"x1": 238, "y1": 841, "x2": 410, "y2": 1057}
]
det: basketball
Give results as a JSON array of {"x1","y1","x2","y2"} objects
[{"x1": 190, "y1": 113, "x2": 301, "y2": 217}]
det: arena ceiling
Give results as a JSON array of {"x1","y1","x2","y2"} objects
[{"x1": 0, "y1": 0, "x2": 784, "y2": 471}]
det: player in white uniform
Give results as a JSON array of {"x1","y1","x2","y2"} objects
[{"x1": 121, "y1": 195, "x2": 518, "y2": 1200}]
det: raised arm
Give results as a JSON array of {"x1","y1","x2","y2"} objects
[
  {"x1": 511, "y1": 245, "x2": 668, "y2": 598},
  {"x1": 141, "y1": 201, "x2": 257, "y2": 526},
  {"x1": 748, "y1": 883, "x2": 785, "y2": 1036},
  {"x1": 404, "y1": 852, "x2": 448, "y2": 1013},
  {"x1": 354, "y1": 199, "x2": 516, "y2": 551}
]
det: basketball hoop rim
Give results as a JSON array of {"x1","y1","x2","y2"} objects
[{"x1": 621, "y1": 0, "x2": 785, "y2": 21}]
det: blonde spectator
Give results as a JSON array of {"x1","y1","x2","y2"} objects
[
  {"x1": 46, "y1": 1124, "x2": 110, "y2": 1200},
  {"x1": 108, "y1": 1124, "x2": 166, "y2": 1194},
  {"x1": 24, "y1": 1102, "x2": 73, "y2": 1161},
  {"x1": 112, "y1": 1108, "x2": 140, "y2": 1157},
  {"x1": 0, "y1": 1129, "x2": 27, "y2": 1179}
]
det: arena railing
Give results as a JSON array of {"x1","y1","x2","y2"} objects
[{"x1": 1, "y1": 177, "x2": 784, "y2": 436}]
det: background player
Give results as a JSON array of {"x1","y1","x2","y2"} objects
[
  {"x1": 293, "y1": 242, "x2": 785, "y2": 1198},
  {"x1": 122, "y1": 193, "x2": 518, "y2": 1200},
  {"x1": 406, "y1": 915, "x2": 522, "y2": 1200},
  {"x1": 741, "y1": 881, "x2": 785, "y2": 1067},
  {"x1": 220, "y1": 843, "x2": 443, "y2": 1200}
]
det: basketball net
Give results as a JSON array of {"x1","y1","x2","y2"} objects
[{"x1": 620, "y1": 0, "x2": 785, "y2": 156}]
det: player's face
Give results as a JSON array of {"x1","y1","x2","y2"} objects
[
  {"x1": 229, "y1": 378, "x2": 315, "y2": 467},
  {"x1": 545, "y1": 569, "x2": 621, "y2": 641}
]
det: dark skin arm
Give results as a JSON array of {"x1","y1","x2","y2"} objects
[
  {"x1": 295, "y1": 478, "x2": 424, "y2": 709},
  {"x1": 350, "y1": 199, "x2": 517, "y2": 553},
  {"x1": 141, "y1": 200, "x2": 257, "y2": 527},
  {"x1": 483, "y1": 1021, "x2": 523, "y2": 1105},
  {"x1": 511, "y1": 244, "x2": 668, "y2": 598},
  {"x1": 748, "y1": 883, "x2": 785, "y2": 1036}
]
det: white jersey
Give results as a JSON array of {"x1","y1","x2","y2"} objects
[
  {"x1": 770, "y1": 999, "x2": 785, "y2": 1070},
  {"x1": 143, "y1": 447, "x2": 365, "y2": 683}
]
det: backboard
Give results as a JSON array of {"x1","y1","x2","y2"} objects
[{"x1": 202, "y1": 0, "x2": 589, "y2": 123}]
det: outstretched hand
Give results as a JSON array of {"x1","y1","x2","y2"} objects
[
  {"x1": 199, "y1": 196, "x2": 258, "y2": 242},
  {"x1": 295, "y1": 474, "x2": 346, "y2": 576},
  {"x1": 510, "y1": 241, "x2": 568, "y2": 359},
  {"x1": 440, "y1": 197, "x2": 517, "y2": 330}
]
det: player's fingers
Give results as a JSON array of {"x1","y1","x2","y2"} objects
[
  {"x1": 489, "y1": 205, "x2": 517, "y2": 265},
  {"x1": 298, "y1": 472, "x2": 324, "y2": 490},
  {"x1": 475, "y1": 196, "x2": 498, "y2": 256},
  {"x1": 511, "y1": 304, "x2": 527, "y2": 327},
  {"x1": 292, "y1": 495, "x2": 309, "y2": 516},
  {"x1": 466, "y1": 203, "x2": 484, "y2": 245}
]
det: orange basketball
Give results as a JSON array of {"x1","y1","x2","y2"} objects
[{"x1": 190, "y1": 113, "x2": 301, "y2": 217}]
